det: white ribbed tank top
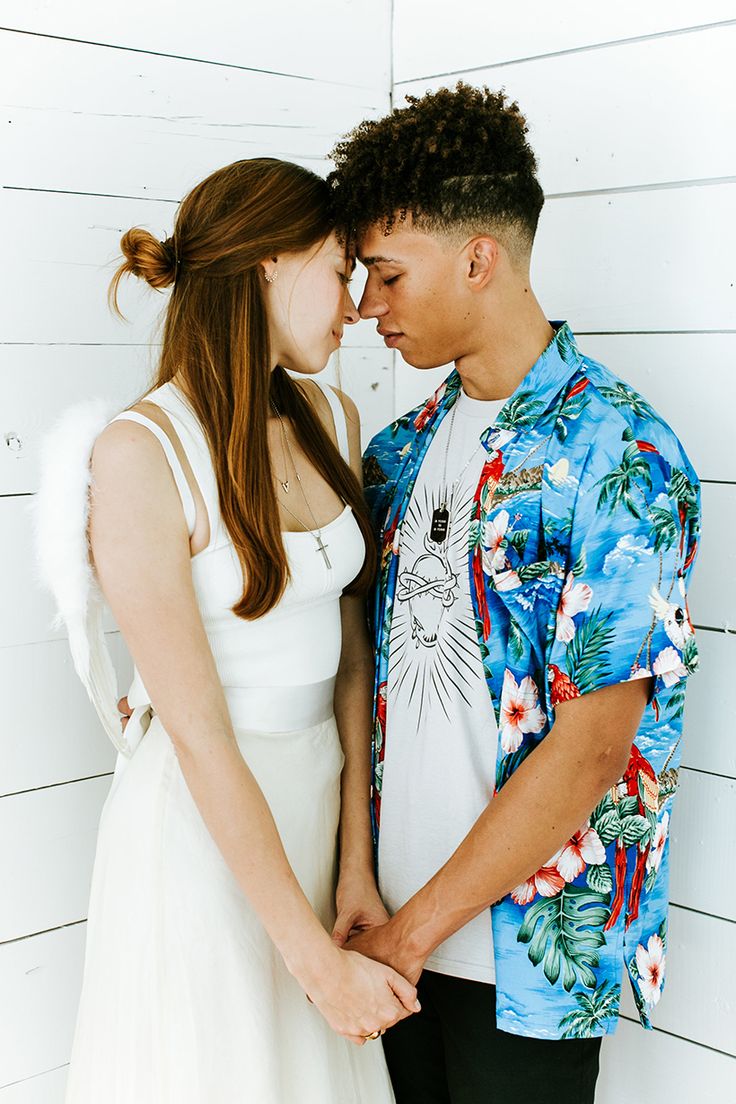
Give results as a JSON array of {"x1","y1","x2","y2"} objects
[{"x1": 109, "y1": 379, "x2": 366, "y2": 731}]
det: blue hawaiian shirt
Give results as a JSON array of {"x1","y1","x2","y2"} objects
[{"x1": 363, "y1": 322, "x2": 701, "y2": 1041}]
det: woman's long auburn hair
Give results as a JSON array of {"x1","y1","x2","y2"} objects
[{"x1": 109, "y1": 158, "x2": 377, "y2": 619}]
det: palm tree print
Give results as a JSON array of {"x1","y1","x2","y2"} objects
[
  {"x1": 558, "y1": 982, "x2": 621, "y2": 1038},
  {"x1": 596, "y1": 442, "x2": 653, "y2": 520},
  {"x1": 598, "y1": 382, "x2": 656, "y2": 420}
]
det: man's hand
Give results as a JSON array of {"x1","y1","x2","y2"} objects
[
  {"x1": 117, "y1": 696, "x2": 133, "y2": 733},
  {"x1": 344, "y1": 919, "x2": 426, "y2": 986}
]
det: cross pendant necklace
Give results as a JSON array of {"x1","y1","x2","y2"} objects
[{"x1": 271, "y1": 402, "x2": 333, "y2": 569}]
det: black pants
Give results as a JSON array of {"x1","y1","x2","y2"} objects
[{"x1": 382, "y1": 971, "x2": 602, "y2": 1104}]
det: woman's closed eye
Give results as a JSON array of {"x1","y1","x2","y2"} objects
[{"x1": 383, "y1": 275, "x2": 400, "y2": 286}]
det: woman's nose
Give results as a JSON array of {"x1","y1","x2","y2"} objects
[{"x1": 344, "y1": 291, "x2": 360, "y2": 325}]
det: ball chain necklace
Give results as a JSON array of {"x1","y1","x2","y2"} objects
[
  {"x1": 270, "y1": 402, "x2": 333, "y2": 569},
  {"x1": 429, "y1": 398, "x2": 483, "y2": 546}
]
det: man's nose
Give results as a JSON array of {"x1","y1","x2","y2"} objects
[{"x1": 358, "y1": 284, "x2": 388, "y2": 320}]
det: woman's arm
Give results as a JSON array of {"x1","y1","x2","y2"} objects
[
  {"x1": 89, "y1": 418, "x2": 417, "y2": 1041},
  {"x1": 327, "y1": 390, "x2": 390, "y2": 943}
]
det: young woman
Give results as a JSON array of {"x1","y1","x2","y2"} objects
[{"x1": 37, "y1": 158, "x2": 417, "y2": 1102}]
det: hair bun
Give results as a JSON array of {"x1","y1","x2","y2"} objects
[{"x1": 119, "y1": 227, "x2": 178, "y2": 290}]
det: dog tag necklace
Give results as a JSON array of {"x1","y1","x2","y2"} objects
[
  {"x1": 429, "y1": 401, "x2": 459, "y2": 543},
  {"x1": 429, "y1": 398, "x2": 485, "y2": 546},
  {"x1": 271, "y1": 403, "x2": 333, "y2": 569}
]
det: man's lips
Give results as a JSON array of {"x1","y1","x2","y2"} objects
[{"x1": 378, "y1": 328, "x2": 403, "y2": 348}]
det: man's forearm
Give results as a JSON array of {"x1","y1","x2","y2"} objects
[{"x1": 388, "y1": 681, "x2": 648, "y2": 960}]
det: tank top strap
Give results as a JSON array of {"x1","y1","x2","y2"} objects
[
  {"x1": 312, "y1": 380, "x2": 351, "y2": 464},
  {"x1": 109, "y1": 409, "x2": 196, "y2": 537},
  {"x1": 143, "y1": 382, "x2": 227, "y2": 550}
]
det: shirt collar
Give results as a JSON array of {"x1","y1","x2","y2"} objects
[{"x1": 440, "y1": 321, "x2": 584, "y2": 453}]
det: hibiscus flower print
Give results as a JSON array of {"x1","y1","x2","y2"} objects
[
  {"x1": 500, "y1": 670, "x2": 546, "y2": 753},
  {"x1": 646, "y1": 812, "x2": 670, "y2": 873},
  {"x1": 482, "y1": 509, "x2": 511, "y2": 575},
  {"x1": 555, "y1": 571, "x2": 593, "y2": 643},
  {"x1": 555, "y1": 822, "x2": 606, "y2": 881},
  {"x1": 635, "y1": 933, "x2": 666, "y2": 1005},
  {"x1": 511, "y1": 862, "x2": 565, "y2": 905}
]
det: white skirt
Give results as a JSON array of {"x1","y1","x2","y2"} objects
[{"x1": 65, "y1": 709, "x2": 395, "y2": 1103}]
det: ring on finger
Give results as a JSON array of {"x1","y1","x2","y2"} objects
[{"x1": 363, "y1": 1029, "x2": 382, "y2": 1040}]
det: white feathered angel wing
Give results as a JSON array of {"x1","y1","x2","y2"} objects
[{"x1": 31, "y1": 399, "x2": 137, "y2": 757}]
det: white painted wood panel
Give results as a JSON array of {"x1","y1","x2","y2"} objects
[
  {"x1": 581, "y1": 334, "x2": 735, "y2": 483},
  {"x1": 397, "y1": 25, "x2": 736, "y2": 194},
  {"x1": 669, "y1": 770, "x2": 736, "y2": 921},
  {"x1": 682, "y1": 629, "x2": 735, "y2": 778},
  {"x1": 0, "y1": 777, "x2": 111, "y2": 943},
  {"x1": 688, "y1": 483, "x2": 736, "y2": 632},
  {"x1": 393, "y1": 333, "x2": 736, "y2": 483},
  {"x1": 0, "y1": 190, "x2": 391, "y2": 346},
  {"x1": 619, "y1": 907, "x2": 735, "y2": 1056},
  {"x1": 3, "y1": 32, "x2": 387, "y2": 201},
  {"x1": 1, "y1": 634, "x2": 129, "y2": 796},
  {"x1": 533, "y1": 184, "x2": 736, "y2": 333},
  {"x1": 598, "y1": 1018, "x2": 736, "y2": 1104},
  {"x1": 393, "y1": 0, "x2": 736, "y2": 82},
  {"x1": 11, "y1": 182, "x2": 734, "y2": 344},
  {"x1": 0, "y1": 925, "x2": 85, "y2": 1089},
  {"x1": 0, "y1": 345, "x2": 153, "y2": 496},
  {"x1": 0, "y1": 1065, "x2": 67, "y2": 1103},
  {"x1": 0, "y1": 1, "x2": 391, "y2": 89}
]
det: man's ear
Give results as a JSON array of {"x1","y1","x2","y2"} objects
[{"x1": 466, "y1": 236, "x2": 499, "y2": 289}]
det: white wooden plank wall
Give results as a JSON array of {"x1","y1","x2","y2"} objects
[
  {"x1": 393, "y1": 2, "x2": 736, "y2": 1099},
  {"x1": 0, "y1": 3, "x2": 392, "y2": 1097}
]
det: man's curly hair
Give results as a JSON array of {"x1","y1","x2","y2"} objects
[{"x1": 328, "y1": 83, "x2": 544, "y2": 259}]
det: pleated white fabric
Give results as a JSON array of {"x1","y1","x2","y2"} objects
[{"x1": 55, "y1": 382, "x2": 395, "y2": 1103}]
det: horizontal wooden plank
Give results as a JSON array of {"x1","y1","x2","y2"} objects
[
  {"x1": 393, "y1": 0, "x2": 736, "y2": 82},
  {"x1": 533, "y1": 184, "x2": 736, "y2": 332},
  {"x1": 688, "y1": 483, "x2": 736, "y2": 632},
  {"x1": 0, "y1": 925, "x2": 85, "y2": 1088},
  {"x1": 0, "y1": 634, "x2": 129, "y2": 796},
  {"x1": 619, "y1": 905, "x2": 735, "y2": 1055},
  {"x1": 669, "y1": 770, "x2": 736, "y2": 921},
  {"x1": 598, "y1": 1017, "x2": 736, "y2": 1104},
  {"x1": 3, "y1": 32, "x2": 388, "y2": 201},
  {"x1": 682, "y1": 629, "x2": 736, "y2": 778},
  {"x1": 0, "y1": 776, "x2": 112, "y2": 943},
  {"x1": 393, "y1": 332, "x2": 736, "y2": 483},
  {"x1": 0, "y1": 2, "x2": 391, "y2": 89},
  {"x1": 398, "y1": 24, "x2": 736, "y2": 194},
  {"x1": 0, "y1": 190, "x2": 388, "y2": 346},
  {"x1": 0, "y1": 345, "x2": 152, "y2": 496},
  {"x1": 0, "y1": 341, "x2": 388, "y2": 497},
  {"x1": 0, "y1": 1065, "x2": 67, "y2": 1102}
]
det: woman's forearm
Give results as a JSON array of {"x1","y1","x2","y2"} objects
[
  {"x1": 173, "y1": 725, "x2": 338, "y2": 986},
  {"x1": 333, "y1": 653, "x2": 376, "y2": 878}
]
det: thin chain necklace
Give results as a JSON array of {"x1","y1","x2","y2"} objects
[
  {"x1": 270, "y1": 403, "x2": 332, "y2": 569},
  {"x1": 430, "y1": 399, "x2": 484, "y2": 545}
]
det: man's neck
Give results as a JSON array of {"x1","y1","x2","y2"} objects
[{"x1": 455, "y1": 292, "x2": 555, "y2": 401}]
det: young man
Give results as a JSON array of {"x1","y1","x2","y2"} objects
[{"x1": 327, "y1": 84, "x2": 701, "y2": 1103}]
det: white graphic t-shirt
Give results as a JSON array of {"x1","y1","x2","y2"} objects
[{"x1": 378, "y1": 387, "x2": 506, "y2": 984}]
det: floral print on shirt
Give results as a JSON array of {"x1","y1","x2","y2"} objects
[{"x1": 363, "y1": 323, "x2": 701, "y2": 1040}]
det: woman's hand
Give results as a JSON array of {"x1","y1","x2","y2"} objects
[
  {"x1": 303, "y1": 946, "x2": 420, "y2": 1045},
  {"x1": 332, "y1": 868, "x2": 390, "y2": 947}
]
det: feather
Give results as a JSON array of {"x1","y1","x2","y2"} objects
[
  {"x1": 648, "y1": 584, "x2": 670, "y2": 621},
  {"x1": 30, "y1": 400, "x2": 136, "y2": 757}
]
